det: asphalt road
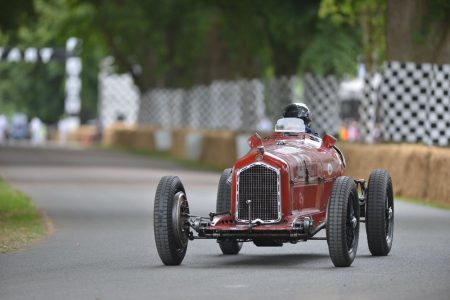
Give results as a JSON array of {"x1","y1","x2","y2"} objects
[{"x1": 1, "y1": 144, "x2": 449, "y2": 300}]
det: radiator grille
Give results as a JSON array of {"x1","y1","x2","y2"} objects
[{"x1": 236, "y1": 163, "x2": 280, "y2": 223}]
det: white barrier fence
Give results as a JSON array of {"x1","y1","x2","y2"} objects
[{"x1": 99, "y1": 61, "x2": 450, "y2": 146}]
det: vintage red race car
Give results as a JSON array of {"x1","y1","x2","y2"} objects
[{"x1": 153, "y1": 118, "x2": 394, "y2": 267}]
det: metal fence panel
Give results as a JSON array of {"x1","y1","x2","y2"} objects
[
  {"x1": 99, "y1": 62, "x2": 450, "y2": 146},
  {"x1": 99, "y1": 73, "x2": 140, "y2": 128},
  {"x1": 303, "y1": 74, "x2": 340, "y2": 135}
]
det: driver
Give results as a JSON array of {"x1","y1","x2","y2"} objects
[{"x1": 282, "y1": 103, "x2": 317, "y2": 135}]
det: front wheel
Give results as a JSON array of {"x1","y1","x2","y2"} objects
[
  {"x1": 366, "y1": 169, "x2": 394, "y2": 256},
  {"x1": 154, "y1": 176, "x2": 190, "y2": 265},
  {"x1": 327, "y1": 176, "x2": 360, "y2": 267},
  {"x1": 216, "y1": 168, "x2": 243, "y2": 255}
]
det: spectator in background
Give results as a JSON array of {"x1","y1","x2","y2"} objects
[
  {"x1": 30, "y1": 117, "x2": 44, "y2": 145},
  {"x1": 339, "y1": 121, "x2": 349, "y2": 141},
  {"x1": 58, "y1": 117, "x2": 68, "y2": 145},
  {"x1": 0, "y1": 114, "x2": 8, "y2": 144},
  {"x1": 347, "y1": 120, "x2": 360, "y2": 142},
  {"x1": 373, "y1": 123, "x2": 382, "y2": 143}
]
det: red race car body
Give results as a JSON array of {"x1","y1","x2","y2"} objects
[{"x1": 154, "y1": 119, "x2": 394, "y2": 267}]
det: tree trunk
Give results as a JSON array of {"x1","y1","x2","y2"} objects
[{"x1": 387, "y1": 0, "x2": 450, "y2": 64}]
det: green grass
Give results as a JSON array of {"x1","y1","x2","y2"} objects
[
  {"x1": 0, "y1": 179, "x2": 49, "y2": 253},
  {"x1": 396, "y1": 196, "x2": 450, "y2": 210}
]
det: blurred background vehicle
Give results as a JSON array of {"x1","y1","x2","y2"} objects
[{"x1": 10, "y1": 113, "x2": 28, "y2": 140}]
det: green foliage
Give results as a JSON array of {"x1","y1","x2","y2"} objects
[
  {"x1": 81, "y1": 0, "x2": 217, "y2": 89},
  {"x1": 0, "y1": 61, "x2": 65, "y2": 123},
  {"x1": 300, "y1": 20, "x2": 361, "y2": 76},
  {"x1": 0, "y1": 0, "x2": 376, "y2": 121},
  {"x1": 319, "y1": 0, "x2": 386, "y2": 69},
  {"x1": 0, "y1": 0, "x2": 36, "y2": 32},
  {"x1": 415, "y1": 0, "x2": 450, "y2": 45},
  {"x1": 0, "y1": 0, "x2": 102, "y2": 123}
]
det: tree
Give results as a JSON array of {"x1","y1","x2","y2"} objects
[
  {"x1": 386, "y1": 0, "x2": 449, "y2": 64},
  {"x1": 319, "y1": 0, "x2": 386, "y2": 70},
  {"x1": 256, "y1": 0, "x2": 321, "y2": 76},
  {"x1": 0, "y1": 0, "x2": 35, "y2": 32},
  {"x1": 1, "y1": 0, "x2": 371, "y2": 123},
  {"x1": 299, "y1": 20, "x2": 361, "y2": 75}
]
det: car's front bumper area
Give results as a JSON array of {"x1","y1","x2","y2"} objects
[{"x1": 189, "y1": 214, "x2": 325, "y2": 242}]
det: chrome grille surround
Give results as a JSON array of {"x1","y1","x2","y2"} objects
[{"x1": 236, "y1": 163, "x2": 281, "y2": 224}]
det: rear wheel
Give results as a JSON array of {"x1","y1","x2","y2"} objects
[
  {"x1": 154, "y1": 176, "x2": 190, "y2": 265},
  {"x1": 327, "y1": 176, "x2": 360, "y2": 267},
  {"x1": 216, "y1": 168, "x2": 242, "y2": 255},
  {"x1": 218, "y1": 239, "x2": 243, "y2": 255},
  {"x1": 366, "y1": 169, "x2": 394, "y2": 256}
]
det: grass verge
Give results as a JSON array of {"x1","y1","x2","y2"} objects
[
  {"x1": 396, "y1": 196, "x2": 450, "y2": 210},
  {"x1": 0, "y1": 179, "x2": 50, "y2": 253}
]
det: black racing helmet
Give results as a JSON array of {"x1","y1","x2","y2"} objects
[{"x1": 282, "y1": 103, "x2": 311, "y2": 127}]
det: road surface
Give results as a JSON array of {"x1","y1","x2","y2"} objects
[{"x1": 1, "y1": 145, "x2": 449, "y2": 300}]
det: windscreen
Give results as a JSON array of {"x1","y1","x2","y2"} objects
[{"x1": 275, "y1": 118, "x2": 306, "y2": 133}]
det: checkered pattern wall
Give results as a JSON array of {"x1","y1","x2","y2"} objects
[
  {"x1": 138, "y1": 79, "x2": 266, "y2": 131},
  {"x1": 359, "y1": 73, "x2": 381, "y2": 143},
  {"x1": 428, "y1": 64, "x2": 450, "y2": 146},
  {"x1": 379, "y1": 61, "x2": 450, "y2": 146},
  {"x1": 303, "y1": 74, "x2": 340, "y2": 135},
  {"x1": 98, "y1": 73, "x2": 140, "y2": 128},
  {"x1": 99, "y1": 62, "x2": 449, "y2": 146},
  {"x1": 265, "y1": 76, "x2": 300, "y2": 122}
]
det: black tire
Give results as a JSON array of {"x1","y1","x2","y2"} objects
[
  {"x1": 216, "y1": 168, "x2": 243, "y2": 255},
  {"x1": 327, "y1": 176, "x2": 360, "y2": 267},
  {"x1": 216, "y1": 168, "x2": 232, "y2": 213},
  {"x1": 366, "y1": 169, "x2": 394, "y2": 256},
  {"x1": 218, "y1": 239, "x2": 243, "y2": 255},
  {"x1": 154, "y1": 176, "x2": 190, "y2": 265}
]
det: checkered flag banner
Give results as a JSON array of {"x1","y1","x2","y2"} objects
[
  {"x1": 104, "y1": 74, "x2": 339, "y2": 134},
  {"x1": 303, "y1": 74, "x2": 340, "y2": 136},
  {"x1": 264, "y1": 76, "x2": 305, "y2": 123},
  {"x1": 359, "y1": 72, "x2": 382, "y2": 143},
  {"x1": 99, "y1": 63, "x2": 449, "y2": 146},
  {"x1": 428, "y1": 64, "x2": 450, "y2": 146},
  {"x1": 379, "y1": 61, "x2": 450, "y2": 146},
  {"x1": 138, "y1": 79, "x2": 266, "y2": 131},
  {"x1": 99, "y1": 73, "x2": 140, "y2": 128}
]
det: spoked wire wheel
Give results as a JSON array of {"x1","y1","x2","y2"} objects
[
  {"x1": 327, "y1": 176, "x2": 360, "y2": 267},
  {"x1": 154, "y1": 176, "x2": 190, "y2": 265},
  {"x1": 216, "y1": 168, "x2": 243, "y2": 255},
  {"x1": 366, "y1": 169, "x2": 394, "y2": 256},
  {"x1": 172, "y1": 191, "x2": 190, "y2": 251}
]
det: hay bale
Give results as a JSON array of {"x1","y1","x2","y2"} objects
[
  {"x1": 114, "y1": 127, "x2": 136, "y2": 148},
  {"x1": 158, "y1": 128, "x2": 202, "y2": 160},
  {"x1": 394, "y1": 144, "x2": 430, "y2": 199},
  {"x1": 71, "y1": 125, "x2": 97, "y2": 145},
  {"x1": 171, "y1": 128, "x2": 190, "y2": 159},
  {"x1": 133, "y1": 126, "x2": 156, "y2": 151},
  {"x1": 102, "y1": 124, "x2": 136, "y2": 148},
  {"x1": 427, "y1": 148, "x2": 450, "y2": 204},
  {"x1": 200, "y1": 130, "x2": 237, "y2": 168},
  {"x1": 339, "y1": 143, "x2": 431, "y2": 199}
]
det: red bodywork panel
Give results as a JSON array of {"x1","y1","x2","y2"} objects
[{"x1": 210, "y1": 132, "x2": 345, "y2": 233}]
